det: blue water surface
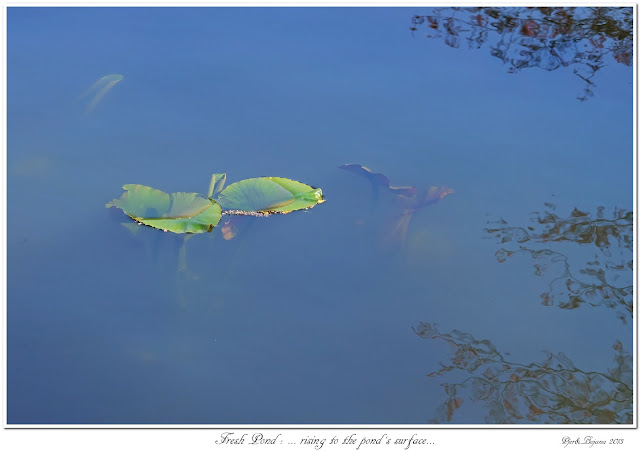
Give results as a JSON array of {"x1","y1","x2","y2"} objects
[{"x1": 7, "y1": 7, "x2": 633, "y2": 424}]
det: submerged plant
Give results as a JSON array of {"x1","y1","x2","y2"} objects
[
  {"x1": 82, "y1": 74, "x2": 124, "y2": 113},
  {"x1": 106, "y1": 173, "x2": 325, "y2": 234},
  {"x1": 340, "y1": 163, "x2": 453, "y2": 246}
]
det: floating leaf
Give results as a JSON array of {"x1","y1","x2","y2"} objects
[
  {"x1": 107, "y1": 184, "x2": 170, "y2": 218},
  {"x1": 106, "y1": 184, "x2": 222, "y2": 233},
  {"x1": 217, "y1": 177, "x2": 324, "y2": 214}
]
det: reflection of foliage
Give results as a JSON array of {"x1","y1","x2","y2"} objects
[
  {"x1": 414, "y1": 322, "x2": 633, "y2": 424},
  {"x1": 411, "y1": 7, "x2": 633, "y2": 100},
  {"x1": 486, "y1": 205, "x2": 633, "y2": 323}
]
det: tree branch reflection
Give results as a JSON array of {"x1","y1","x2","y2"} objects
[
  {"x1": 486, "y1": 205, "x2": 632, "y2": 323},
  {"x1": 413, "y1": 322, "x2": 632, "y2": 424},
  {"x1": 411, "y1": 7, "x2": 633, "y2": 100}
]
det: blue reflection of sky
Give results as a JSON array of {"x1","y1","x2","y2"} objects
[{"x1": 7, "y1": 7, "x2": 632, "y2": 424}]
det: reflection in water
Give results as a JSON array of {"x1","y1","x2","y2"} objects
[
  {"x1": 486, "y1": 205, "x2": 632, "y2": 323},
  {"x1": 411, "y1": 7, "x2": 633, "y2": 100},
  {"x1": 413, "y1": 322, "x2": 632, "y2": 424}
]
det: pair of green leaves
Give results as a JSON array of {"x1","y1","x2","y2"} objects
[{"x1": 106, "y1": 174, "x2": 325, "y2": 234}]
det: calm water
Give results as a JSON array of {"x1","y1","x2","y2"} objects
[{"x1": 7, "y1": 7, "x2": 633, "y2": 424}]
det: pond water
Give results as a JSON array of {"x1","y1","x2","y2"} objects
[{"x1": 7, "y1": 7, "x2": 633, "y2": 424}]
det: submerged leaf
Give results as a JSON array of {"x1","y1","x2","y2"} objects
[
  {"x1": 340, "y1": 163, "x2": 391, "y2": 186},
  {"x1": 82, "y1": 74, "x2": 124, "y2": 113},
  {"x1": 339, "y1": 163, "x2": 417, "y2": 196},
  {"x1": 397, "y1": 186, "x2": 455, "y2": 210},
  {"x1": 106, "y1": 184, "x2": 222, "y2": 233},
  {"x1": 420, "y1": 186, "x2": 455, "y2": 207},
  {"x1": 340, "y1": 163, "x2": 453, "y2": 248},
  {"x1": 221, "y1": 220, "x2": 237, "y2": 240},
  {"x1": 383, "y1": 209, "x2": 415, "y2": 248},
  {"x1": 217, "y1": 177, "x2": 324, "y2": 214}
]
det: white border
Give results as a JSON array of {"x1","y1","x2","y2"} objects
[{"x1": 1, "y1": 2, "x2": 637, "y2": 449}]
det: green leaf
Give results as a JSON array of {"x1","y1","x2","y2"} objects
[
  {"x1": 106, "y1": 184, "x2": 170, "y2": 218},
  {"x1": 217, "y1": 177, "x2": 324, "y2": 213},
  {"x1": 207, "y1": 173, "x2": 227, "y2": 198},
  {"x1": 106, "y1": 184, "x2": 222, "y2": 233}
]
